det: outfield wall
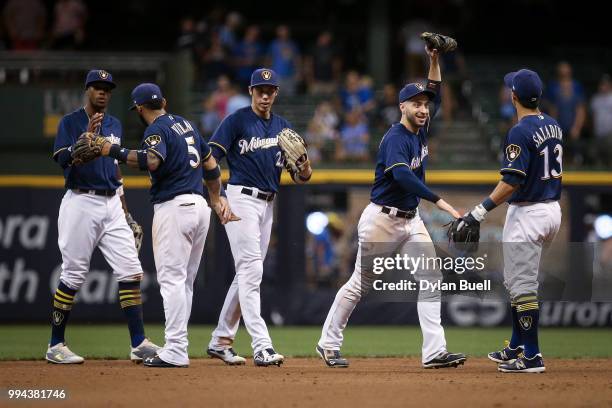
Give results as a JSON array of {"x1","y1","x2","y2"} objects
[{"x1": 0, "y1": 171, "x2": 611, "y2": 327}]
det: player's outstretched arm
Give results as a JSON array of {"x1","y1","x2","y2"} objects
[
  {"x1": 459, "y1": 179, "x2": 520, "y2": 229},
  {"x1": 202, "y1": 155, "x2": 240, "y2": 224},
  {"x1": 426, "y1": 47, "x2": 441, "y2": 82},
  {"x1": 94, "y1": 138, "x2": 161, "y2": 172},
  {"x1": 391, "y1": 166, "x2": 460, "y2": 218}
]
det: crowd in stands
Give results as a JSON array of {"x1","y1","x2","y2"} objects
[
  {"x1": 499, "y1": 61, "x2": 612, "y2": 167},
  {"x1": 2, "y1": 4, "x2": 610, "y2": 168},
  {"x1": 1, "y1": 0, "x2": 88, "y2": 50}
]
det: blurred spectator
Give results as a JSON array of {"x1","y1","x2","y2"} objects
[
  {"x1": 499, "y1": 84, "x2": 517, "y2": 133},
  {"x1": 218, "y1": 11, "x2": 242, "y2": 50},
  {"x1": 440, "y1": 44, "x2": 468, "y2": 122},
  {"x1": 267, "y1": 25, "x2": 300, "y2": 95},
  {"x1": 335, "y1": 109, "x2": 370, "y2": 162},
  {"x1": 226, "y1": 84, "x2": 251, "y2": 116},
  {"x1": 199, "y1": 96, "x2": 221, "y2": 139},
  {"x1": 310, "y1": 213, "x2": 345, "y2": 286},
  {"x1": 546, "y1": 61, "x2": 586, "y2": 164},
  {"x1": 305, "y1": 31, "x2": 342, "y2": 95},
  {"x1": 2, "y1": 0, "x2": 46, "y2": 50},
  {"x1": 305, "y1": 101, "x2": 340, "y2": 163},
  {"x1": 376, "y1": 83, "x2": 401, "y2": 130},
  {"x1": 176, "y1": 16, "x2": 197, "y2": 51},
  {"x1": 589, "y1": 74, "x2": 612, "y2": 166},
  {"x1": 338, "y1": 70, "x2": 375, "y2": 114},
  {"x1": 210, "y1": 74, "x2": 233, "y2": 119},
  {"x1": 233, "y1": 25, "x2": 264, "y2": 88},
  {"x1": 51, "y1": 0, "x2": 87, "y2": 50},
  {"x1": 399, "y1": 19, "x2": 429, "y2": 80},
  {"x1": 200, "y1": 31, "x2": 231, "y2": 88}
]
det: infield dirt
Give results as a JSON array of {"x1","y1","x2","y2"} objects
[{"x1": 2, "y1": 358, "x2": 611, "y2": 407}]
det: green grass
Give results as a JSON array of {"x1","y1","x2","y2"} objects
[{"x1": 1, "y1": 325, "x2": 610, "y2": 360}]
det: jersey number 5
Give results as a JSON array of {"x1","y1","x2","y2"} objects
[
  {"x1": 185, "y1": 136, "x2": 201, "y2": 168},
  {"x1": 540, "y1": 143, "x2": 562, "y2": 180}
]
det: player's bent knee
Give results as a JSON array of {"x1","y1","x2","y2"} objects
[{"x1": 59, "y1": 270, "x2": 87, "y2": 290}]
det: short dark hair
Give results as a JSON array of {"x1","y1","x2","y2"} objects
[
  {"x1": 518, "y1": 98, "x2": 539, "y2": 109},
  {"x1": 141, "y1": 99, "x2": 164, "y2": 110}
]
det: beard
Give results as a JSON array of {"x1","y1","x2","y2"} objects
[
  {"x1": 138, "y1": 113, "x2": 148, "y2": 127},
  {"x1": 407, "y1": 114, "x2": 427, "y2": 130}
]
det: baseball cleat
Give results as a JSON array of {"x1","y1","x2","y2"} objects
[
  {"x1": 130, "y1": 338, "x2": 161, "y2": 363},
  {"x1": 488, "y1": 344, "x2": 524, "y2": 364},
  {"x1": 45, "y1": 343, "x2": 84, "y2": 364},
  {"x1": 253, "y1": 348, "x2": 284, "y2": 367},
  {"x1": 498, "y1": 354, "x2": 546, "y2": 373},
  {"x1": 316, "y1": 345, "x2": 349, "y2": 368},
  {"x1": 207, "y1": 347, "x2": 246, "y2": 365},
  {"x1": 143, "y1": 354, "x2": 188, "y2": 368},
  {"x1": 423, "y1": 351, "x2": 467, "y2": 369}
]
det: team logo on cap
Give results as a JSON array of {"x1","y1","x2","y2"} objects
[
  {"x1": 506, "y1": 144, "x2": 521, "y2": 162},
  {"x1": 145, "y1": 134, "x2": 161, "y2": 147},
  {"x1": 415, "y1": 83, "x2": 425, "y2": 91},
  {"x1": 99, "y1": 70, "x2": 109, "y2": 79},
  {"x1": 262, "y1": 70, "x2": 272, "y2": 80}
]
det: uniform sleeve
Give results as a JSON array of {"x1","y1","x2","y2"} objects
[
  {"x1": 382, "y1": 134, "x2": 412, "y2": 172},
  {"x1": 500, "y1": 126, "x2": 530, "y2": 180},
  {"x1": 209, "y1": 114, "x2": 237, "y2": 159},
  {"x1": 142, "y1": 125, "x2": 167, "y2": 161},
  {"x1": 52, "y1": 117, "x2": 74, "y2": 168},
  {"x1": 426, "y1": 80, "x2": 442, "y2": 127},
  {"x1": 391, "y1": 166, "x2": 440, "y2": 203}
]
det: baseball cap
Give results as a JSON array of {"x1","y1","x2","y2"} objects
[
  {"x1": 250, "y1": 68, "x2": 279, "y2": 87},
  {"x1": 398, "y1": 82, "x2": 435, "y2": 104},
  {"x1": 85, "y1": 69, "x2": 116, "y2": 89},
  {"x1": 129, "y1": 83, "x2": 163, "y2": 110},
  {"x1": 504, "y1": 69, "x2": 543, "y2": 103}
]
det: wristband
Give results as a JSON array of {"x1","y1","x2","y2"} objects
[
  {"x1": 203, "y1": 165, "x2": 221, "y2": 180},
  {"x1": 481, "y1": 197, "x2": 497, "y2": 212},
  {"x1": 108, "y1": 144, "x2": 129, "y2": 163},
  {"x1": 137, "y1": 150, "x2": 148, "y2": 171}
]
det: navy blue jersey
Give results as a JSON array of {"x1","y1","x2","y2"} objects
[
  {"x1": 143, "y1": 114, "x2": 212, "y2": 203},
  {"x1": 501, "y1": 113, "x2": 563, "y2": 203},
  {"x1": 53, "y1": 108, "x2": 122, "y2": 190},
  {"x1": 370, "y1": 123, "x2": 430, "y2": 210},
  {"x1": 209, "y1": 106, "x2": 291, "y2": 193}
]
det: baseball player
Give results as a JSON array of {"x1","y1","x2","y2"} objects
[
  {"x1": 47, "y1": 70, "x2": 160, "y2": 364},
  {"x1": 76, "y1": 83, "x2": 238, "y2": 368},
  {"x1": 316, "y1": 46, "x2": 467, "y2": 369},
  {"x1": 456, "y1": 69, "x2": 562, "y2": 373},
  {"x1": 206, "y1": 68, "x2": 312, "y2": 366}
]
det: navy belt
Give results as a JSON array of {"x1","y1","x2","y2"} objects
[
  {"x1": 241, "y1": 188, "x2": 275, "y2": 202},
  {"x1": 72, "y1": 188, "x2": 116, "y2": 197},
  {"x1": 381, "y1": 206, "x2": 416, "y2": 219}
]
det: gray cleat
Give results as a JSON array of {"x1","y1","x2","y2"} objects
[
  {"x1": 130, "y1": 338, "x2": 161, "y2": 363},
  {"x1": 45, "y1": 343, "x2": 84, "y2": 364},
  {"x1": 316, "y1": 345, "x2": 349, "y2": 368}
]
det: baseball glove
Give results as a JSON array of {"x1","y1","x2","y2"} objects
[
  {"x1": 126, "y1": 212, "x2": 143, "y2": 253},
  {"x1": 71, "y1": 132, "x2": 108, "y2": 165},
  {"x1": 420, "y1": 32, "x2": 457, "y2": 53},
  {"x1": 277, "y1": 128, "x2": 308, "y2": 173},
  {"x1": 447, "y1": 217, "x2": 480, "y2": 252}
]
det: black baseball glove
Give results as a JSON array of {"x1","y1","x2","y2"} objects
[
  {"x1": 420, "y1": 32, "x2": 458, "y2": 53},
  {"x1": 447, "y1": 214, "x2": 480, "y2": 252}
]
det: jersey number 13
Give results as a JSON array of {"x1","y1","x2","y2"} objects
[{"x1": 540, "y1": 143, "x2": 562, "y2": 180}]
